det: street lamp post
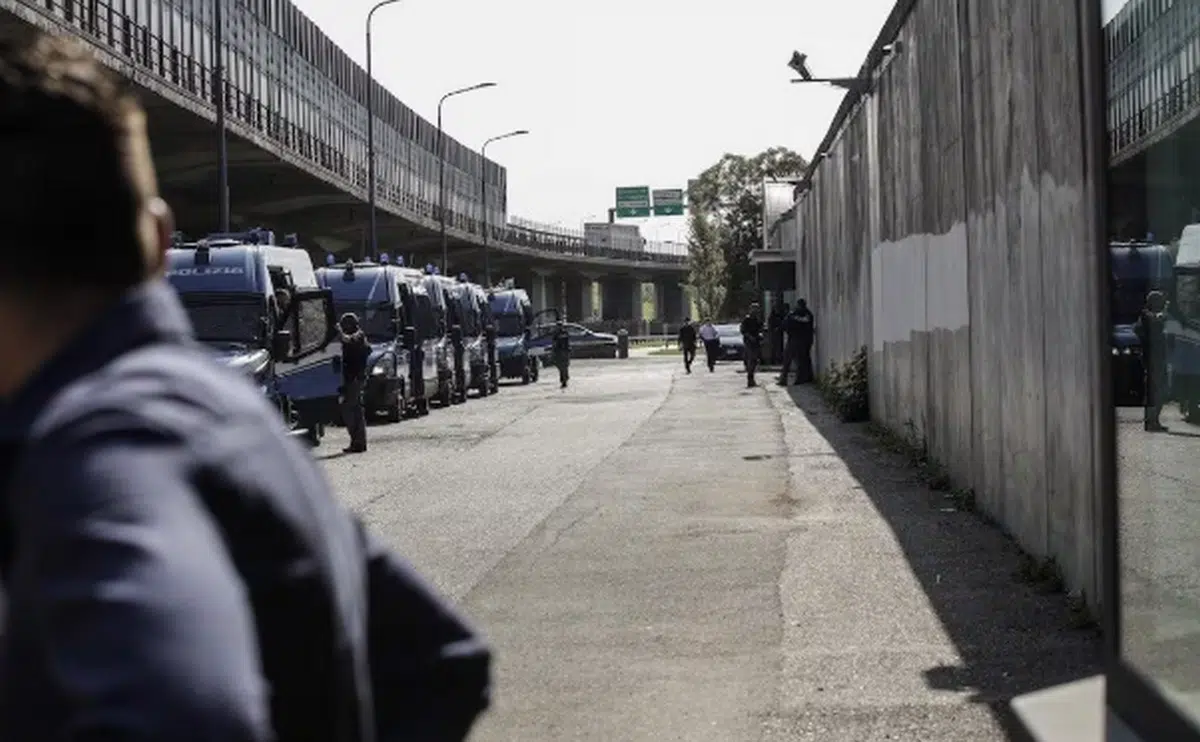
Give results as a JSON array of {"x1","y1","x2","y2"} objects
[
  {"x1": 480, "y1": 129, "x2": 529, "y2": 286},
  {"x1": 213, "y1": 0, "x2": 230, "y2": 231},
  {"x1": 437, "y1": 82, "x2": 496, "y2": 274},
  {"x1": 365, "y1": 0, "x2": 403, "y2": 261}
]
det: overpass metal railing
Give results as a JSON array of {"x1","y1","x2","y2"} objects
[{"x1": 11, "y1": 0, "x2": 685, "y2": 268}]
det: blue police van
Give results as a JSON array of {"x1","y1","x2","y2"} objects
[
  {"x1": 317, "y1": 254, "x2": 426, "y2": 421},
  {"x1": 164, "y1": 228, "x2": 339, "y2": 446},
  {"x1": 416, "y1": 266, "x2": 467, "y2": 406},
  {"x1": 1111, "y1": 239, "x2": 1174, "y2": 406},
  {"x1": 488, "y1": 283, "x2": 555, "y2": 384}
]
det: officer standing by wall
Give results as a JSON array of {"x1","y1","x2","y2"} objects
[
  {"x1": 552, "y1": 319, "x2": 571, "y2": 389},
  {"x1": 767, "y1": 302, "x2": 786, "y2": 366},
  {"x1": 0, "y1": 31, "x2": 490, "y2": 740},
  {"x1": 778, "y1": 299, "x2": 816, "y2": 385},
  {"x1": 1135, "y1": 290, "x2": 1169, "y2": 432},
  {"x1": 699, "y1": 318, "x2": 721, "y2": 372},
  {"x1": 740, "y1": 303, "x2": 765, "y2": 388},
  {"x1": 677, "y1": 317, "x2": 698, "y2": 373},
  {"x1": 339, "y1": 312, "x2": 371, "y2": 453}
]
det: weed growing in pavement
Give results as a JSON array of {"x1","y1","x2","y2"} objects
[
  {"x1": 815, "y1": 346, "x2": 870, "y2": 422},
  {"x1": 865, "y1": 418, "x2": 952, "y2": 493},
  {"x1": 1066, "y1": 591, "x2": 1100, "y2": 632},
  {"x1": 1015, "y1": 553, "x2": 1066, "y2": 594}
]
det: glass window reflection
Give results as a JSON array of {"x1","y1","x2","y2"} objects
[{"x1": 1107, "y1": 0, "x2": 1200, "y2": 730}]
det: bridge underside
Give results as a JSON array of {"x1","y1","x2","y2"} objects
[
  {"x1": 1108, "y1": 110, "x2": 1200, "y2": 243},
  {"x1": 0, "y1": 4, "x2": 685, "y2": 323}
]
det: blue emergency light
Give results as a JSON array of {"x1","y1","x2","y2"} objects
[
  {"x1": 457, "y1": 272, "x2": 469, "y2": 283},
  {"x1": 424, "y1": 263, "x2": 435, "y2": 275},
  {"x1": 395, "y1": 255, "x2": 404, "y2": 266},
  {"x1": 432, "y1": 266, "x2": 440, "y2": 275},
  {"x1": 326, "y1": 254, "x2": 336, "y2": 266},
  {"x1": 379, "y1": 253, "x2": 390, "y2": 265},
  {"x1": 282, "y1": 233, "x2": 298, "y2": 247},
  {"x1": 203, "y1": 227, "x2": 275, "y2": 246}
]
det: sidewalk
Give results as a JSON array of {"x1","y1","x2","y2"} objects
[{"x1": 762, "y1": 383, "x2": 1101, "y2": 740}]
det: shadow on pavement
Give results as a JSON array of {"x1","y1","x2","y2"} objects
[{"x1": 779, "y1": 384, "x2": 1101, "y2": 737}]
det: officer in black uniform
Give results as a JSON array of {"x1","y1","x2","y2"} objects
[
  {"x1": 779, "y1": 299, "x2": 816, "y2": 386},
  {"x1": 0, "y1": 32, "x2": 490, "y2": 741},
  {"x1": 677, "y1": 317, "x2": 698, "y2": 373},
  {"x1": 338, "y1": 312, "x2": 371, "y2": 453},
  {"x1": 1135, "y1": 290, "x2": 1169, "y2": 432},
  {"x1": 552, "y1": 320, "x2": 571, "y2": 388},
  {"x1": 740, "y1": 303, "x2": 765, "y2": 387}
]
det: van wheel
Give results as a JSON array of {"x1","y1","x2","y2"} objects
[
  {"x1": 521, "y1": 366, "x2": 531, "y2": 384},
  {"x1": 385, "y1": 401, "x2": 402, "y2": 423},
  {"x1": 416, "y1": 396, "x2": 430, "y2": 415}
]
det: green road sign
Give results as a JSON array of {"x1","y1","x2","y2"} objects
[
  {"x1": 615, "y1": 186, "x2": 651, "y2": 218},
  {"x1": 652, "y1": 188, "x2": 685, "y2": 216}
]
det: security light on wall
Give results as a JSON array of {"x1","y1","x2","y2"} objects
[{"x1": 788, "y1": 51, "x2": 813, "y2": 80}]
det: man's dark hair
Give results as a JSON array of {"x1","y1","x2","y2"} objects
[{"x1": 0, "y1": 29, "x2": 152, "y2": 296}]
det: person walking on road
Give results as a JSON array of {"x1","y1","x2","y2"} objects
[
  {"x1": 699, "y1": 318, "x2": 721, "y2": 372},
  {"x1": 740, "y1": 303, "x2": 765, "y2": 388},
  {"x1": 678, "y1": 317, "x2": 698, "y2": 373},
  {"x1": 0, "y1": 30, "x2": 491, "y2": 742},
  {"x1": 339, "y1": 312, "x2": 371, "y2": 453},
  {"x1": 552, "y1": 319, "x2": 571, "y2": 389},
  {"x1": 779, "y1": 299, "x2": 816, "y2": 386},
  {"x1": 1135, "y1": 290, "x2": 1169, "y2": 432}
]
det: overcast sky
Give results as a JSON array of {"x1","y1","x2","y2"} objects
[{"x1": 289, "y1": 0, "x2": 893, "y2": 241}]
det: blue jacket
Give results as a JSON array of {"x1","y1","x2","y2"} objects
[{"x1": 0, "y1": 280, "x2": 490, "y2": 741}]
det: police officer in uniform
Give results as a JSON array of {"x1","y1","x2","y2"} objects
[
  {"x1": 1135, "y1": 290, "x2": 1169, "y2": 432},
  {"x1": 740, "y1": 303, "x2": 765, "y2": 387},
  {"x1": 339, "y1": 312, "x2": 371, "y2": 453},
  {"x1": 0, "y1": 32, "x2": 490, "y2": 740},
  {"x1": 552, "y1": 320, "x2": 571, "y2": 389},
  {"x1": 677, "y1": 317, "x2": 698, "y2": 373},
  {"x1": 698, "y1": 318, "x2": 721, "y2": 372},
  {"x1": 767, "y1": 301, "x2": 787, "y2": 366},
  {"x1": 779, "y1": 299, "x2": 816, "y2": 385}
]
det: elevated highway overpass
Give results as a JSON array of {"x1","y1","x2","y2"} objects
[{"x1": 0, "y1": 0, "x2": 690, "y2": 323}]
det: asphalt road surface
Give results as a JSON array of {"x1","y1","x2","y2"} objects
[
  {"x1": 319, "y1": 357, "x2": 1098, "y2": 741},
  {"x1": 1116, "y1": 405, "x2": 1200, "y2": 709}
]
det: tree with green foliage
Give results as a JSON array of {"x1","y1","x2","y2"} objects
[
  {"x1": 687, "y1": 147, "x2": 808, "y2": 316},
  {"x1": 685, "y1": 206, "x2": 727, "y2": 321}
]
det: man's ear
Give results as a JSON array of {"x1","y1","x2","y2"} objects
[{"x1": 143, "y1": 197, "x2": 174, "y2": 276}]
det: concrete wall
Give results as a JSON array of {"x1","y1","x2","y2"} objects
[{"x1": 789, "y1": 0, "x2": 1102, "y2": 600}]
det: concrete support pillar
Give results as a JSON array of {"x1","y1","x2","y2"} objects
[
  {"x1": 565, "y1": 277, "x2": 585, "y2": 323},
  {"x1": 529, "y1": 270, "x2": 551, "y2": 313},
  {"x1": 601, "y1": 277, "x2": 643, "y2": 322},
  {"x1": 578, "y1": 273, "x2": 602, "y2": 322},
  {"x1": 655, "y1": 280, "x2": 688, "y2": 324}
]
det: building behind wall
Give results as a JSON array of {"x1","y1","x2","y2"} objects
[
  {"x1": 584, "y1": 222, "x2": 644, "y2": 252},
  {"x1": 751, "y1": 180, "x2": 801, "y2": 313}
]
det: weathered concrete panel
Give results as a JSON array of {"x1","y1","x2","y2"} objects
[{"x1": 791, "y1": 0, "x2": 1101, "y2": 601}]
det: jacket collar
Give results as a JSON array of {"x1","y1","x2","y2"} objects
[{"x1": 0, "y1": 279, "x2": 193, "y2": 441}]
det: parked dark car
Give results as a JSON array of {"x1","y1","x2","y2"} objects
[
  {"x1": 715, "y1": 323, "x2": 745, "y2": 361},
  {"x1": 531, "y1": 321, "x2": 619, "y2": 362}
]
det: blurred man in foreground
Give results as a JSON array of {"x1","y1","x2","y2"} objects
[{"x1": 0, "y1": 30, "x2": 489, "y2": 741}]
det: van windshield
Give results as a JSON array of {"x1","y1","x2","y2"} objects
[
  {"x1": 334, "y1": 300, "x2": 395, "y2": 342},
  {"x1": 179, "y1": 296, "x2": 266, "y2": 345}
]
